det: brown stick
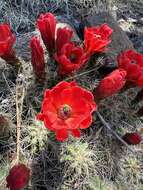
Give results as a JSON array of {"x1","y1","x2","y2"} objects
[
  {"x1": 96, "y1": 111, "x2": 135, "y2": 153},
  {"x1": 16, "y1": 74, "x2": 25, "y2": 163}
]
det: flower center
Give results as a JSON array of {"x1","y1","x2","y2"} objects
[
  {"x1": 69, "y1": 53, "x2": 77, "y2": 62},
  {"x1": 94, "y1": 34, "x2": 101, "y2": 39},
  {"x1": 131, "y1": 60, "x2": 136, "y2": 64},
  {"x1": 58, "y1": 104, "x2": 72, "y2": 120}
]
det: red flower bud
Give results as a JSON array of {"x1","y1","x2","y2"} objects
[
  {"x1": 30, "y1": 36, "x2": 46, "y2": 82},
  {"x1": 0, "y1": 24, "x2": 17, "y2": 64},
  {"x1": 6, "y1": 164, "x2": 30, "y2": 190},
  {"x1": 84, "y1": 23, "x2": 113, "y2": 55},
  {"x1": 94, "y1": 69, "x2": 126, "y2": 101},
  {"x1": 37, "y1": 13, "x2": 56, "y2": 53},
  {"x1": 118, "y1": 49, "x2": 143, "y2": 87},
  {"x1": 56, "y1": 27, "x2": 73, "y2": 54},
  {"x1": 122, "y1": 132, "x2": 142, "y2": 145}
]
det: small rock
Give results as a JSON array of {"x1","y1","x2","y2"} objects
[{"x1": 118, "y1": 19, "x2": 132, "y2": 32}]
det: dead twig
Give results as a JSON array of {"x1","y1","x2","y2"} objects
[
  {"x1": 96, "y1": 111, "x2": 135, "y2": 153},
  {"x1": 16, "y1": 74, "x2": 26, "y2": 163},
  {"x1": 65, "y1": 67, "x2": 98, "y2": 81},
  {"x1": 65, "y1": 57, "x2": 104, "y2": 81}
]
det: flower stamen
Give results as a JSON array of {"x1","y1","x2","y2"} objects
[
  {"x1": 69, "y1": 53, "x2": 77, "y2": 62},
  {"x1": 58, "y1": 104, "x2": 72, "y2": 120}
]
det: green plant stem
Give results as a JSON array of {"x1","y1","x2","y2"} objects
[{"x1": 2, "y1": 51, "x2": 22, "y2": 74}]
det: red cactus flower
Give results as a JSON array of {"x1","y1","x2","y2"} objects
[
  {"x1": 84, "y1": 23, "x2": 113, "y2": 55},
  {"x1": 6, "y1": 164, "x2": 30, "y2": 190},
  {"x1": 37, "y1": 81, "x2": 97, "y2": 141},
  {"x1": 37, "y1": 13, "x2": 56, "y2": 53},
  {"x1": 56, "y1": 27, "x2": 73, "y2": 54},
  {"x1": 94, "y1": 69, "x2": 126, "y2": 101},
  {"x1": 122, "y1": 132, "x2": 142, "y2": 145},
  {"x1": 0, "y1": 23, "x2": 16, "y2": 63},
  {"x1": 55, "y1": 43, "x2": 90, "y2": 76},
  {"x1": 118, "y1": 49, "x2": 143, "y2": 87},
  {"x1": 30, "y1": 36, "x2": 45, "y2": 82}
]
